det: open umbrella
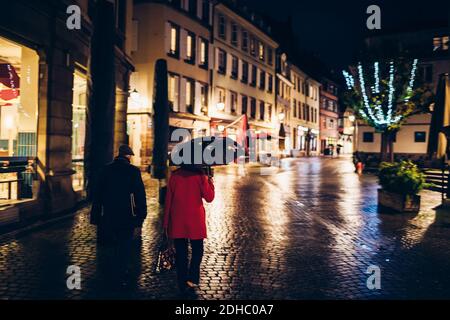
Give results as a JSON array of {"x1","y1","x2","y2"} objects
[
  {"x1": 427, "y1": 73, "x2": 450, "y2": 159},
  {"x1": 169, "y1": 136, "x2": 244, "y2": 167}
]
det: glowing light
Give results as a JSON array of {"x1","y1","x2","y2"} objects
[
  {"x1": 343, "y1": 59, "x2": 418, "y2": 131},
  {"x1": 130, "y1": 89, "x2": 140, "y2": 101},
  {"x1": 5, "y1": 116, "x2": 14, "y2": 130},
  {"x1": 386, "y1": 61, "x2": 395, "y2": 123},
  {"x1": 342, "y1": 70, "x2": 355, "y2": 90},
  {"x1": 404, "y1": 58, "x2": 418, "y2": 102},
  {"x1": 216, "y1": 102, "x2": 225, "y2": 111},
  {"x1": 373, "y1": 62, "x2": 380, "y2": 93}
]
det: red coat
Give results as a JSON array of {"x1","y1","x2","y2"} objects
[{"x1": 163, "y1": 168, "x2": 215, "y2": 239}]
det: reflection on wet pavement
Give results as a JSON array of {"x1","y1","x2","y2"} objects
[{"x1": 0, "y1": 156, "x2": 449, "y2": 299}]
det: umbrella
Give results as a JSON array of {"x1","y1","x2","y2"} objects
[
  {"x1": 169, "y1": 136, "x2": 244, "y2": 166},
  {"x1": 427, "y1": 73, "x2": 450, "y2": 159}
]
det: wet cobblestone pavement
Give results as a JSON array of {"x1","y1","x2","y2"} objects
[{"x1": 1, "y1": 156, "x2": 450, "y2": 300}]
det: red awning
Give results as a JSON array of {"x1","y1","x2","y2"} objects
[{"x1": 0, "y1": 64, "x2": 20, "y2": 89}]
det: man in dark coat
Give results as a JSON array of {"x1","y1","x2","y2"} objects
[{"x1": 90, "y1": 144, "x2": 147, "y2": 286}]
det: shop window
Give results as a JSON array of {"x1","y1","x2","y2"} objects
[
  {"x1": 414, "y1": 131, "x2": 426, "y2": 143},
  {"x1": 0, "y1": 36, "x2": 39, "y2": 201},
  {"x1": 72, "y1": 70, "x2": 87, "y2": 192},
  {"x1": 363, "y1": 132, "x2": 374, "y2": 143}
]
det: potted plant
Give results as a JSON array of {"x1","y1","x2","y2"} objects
[{"x1": 377, "y1": 160, "x2": 429, "y2": 212}]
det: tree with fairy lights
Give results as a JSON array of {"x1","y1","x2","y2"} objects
[{"x1": 342, "y1": 58, "x2": 434, "y2": 162}]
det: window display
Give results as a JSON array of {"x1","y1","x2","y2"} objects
[
  {"x1": 0, "y1": 36, "x2": 38, "y2": 202},
  {"x1": 71, "y1": 70, "x2": 87, "y2": 192}
]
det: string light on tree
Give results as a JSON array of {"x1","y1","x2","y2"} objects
[
  {"x1": 342, "y1": 70, "x2": 355, "y2": 90},
  {"x1": 386, "y1": 61, "x2": 395, "y2": 123},
  {"x1": 357, "y1": 63, "x2": 384, "y2": 124},
  {"x1": 343, "y1": 59, "x2": 419, "y2": 131},
  {"x1": 373, "y1": 61, "x2": 380, "y2": 93},
  {"x1": 405, "y1": 58, "x2": 418, "y2": 102}
]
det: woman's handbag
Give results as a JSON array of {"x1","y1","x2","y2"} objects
[{"x1": 155, "y1": 234, "x2": 176, "y2": 273}]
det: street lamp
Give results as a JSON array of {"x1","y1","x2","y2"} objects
[
  {"x1": 349, "y1": 115, "x2": 356, "y2": 122},
  {"x1": 130, "y1": 88, "x2": 140, "y2": 100},
  {"x1": 278, "y1": 112, "x2": 285, "y2": 122}
]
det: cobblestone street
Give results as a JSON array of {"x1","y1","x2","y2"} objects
[{"x1": 1, "y1": 156, "x2": 450, "y2": 300}]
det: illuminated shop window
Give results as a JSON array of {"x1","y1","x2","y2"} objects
[
  {"x1": 0, "y1": 36, "x2": 39, "y2": 202},
  {"x1": 71, "y1": 70, "x2": 87, "y2": 192}
]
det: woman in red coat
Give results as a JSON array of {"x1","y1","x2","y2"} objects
[{"x1": 163, "y1": 164, "x2": 215, "y2": 292}]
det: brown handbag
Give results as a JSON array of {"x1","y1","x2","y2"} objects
[{"x1": 155, "y1": 234, "x2": 176, "y2": 273}]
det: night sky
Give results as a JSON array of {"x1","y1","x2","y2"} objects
[{"x1": 239, "y1": 0, "x2": 449, "y2": 70}]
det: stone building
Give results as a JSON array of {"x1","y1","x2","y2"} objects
[
  {"x1": 289, "y1": 64, "x2": 320, "y2": 157},
  {"x1": 130, "y1": 0, "x2": 213, "y2": 168},
  {"x1": 210, "y1": 1, "x2": 278, "y2": 161},
  {"x1": 0, "y1": 0, "x2": 134, "y2": 227},
  {"x1": 319, "y1": 78, "x2": 340, "y2": 155}
]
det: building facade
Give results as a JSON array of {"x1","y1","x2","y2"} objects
[
  {"x1": 130, "y1": 0, "x2": 213, "y2": 168},
  {"x1": 274, "y1": 52, "x2": 292, "y2": 156},
  {"x1": 210, "y1": 1, "x2": 278, "y2": 161},
  {"x1": 338, "y1": 108, "x2": 355, "y2": 154},
  {"x1": 0, "y1": 0, "x2": 134, "y2": 227},
  {"x1": 355, "y1": 25, "x2": 450, "y2": 160},
  {"x1": 289, "y1": 64, "x2": 320, "y2": 157},
  {"x1": 319, "y1": 78, "x2": 340, "y2": 155}
]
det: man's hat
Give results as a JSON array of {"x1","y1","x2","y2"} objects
[{"x1": 119, "y1": 144, "x2": 135, "y2": 156}]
